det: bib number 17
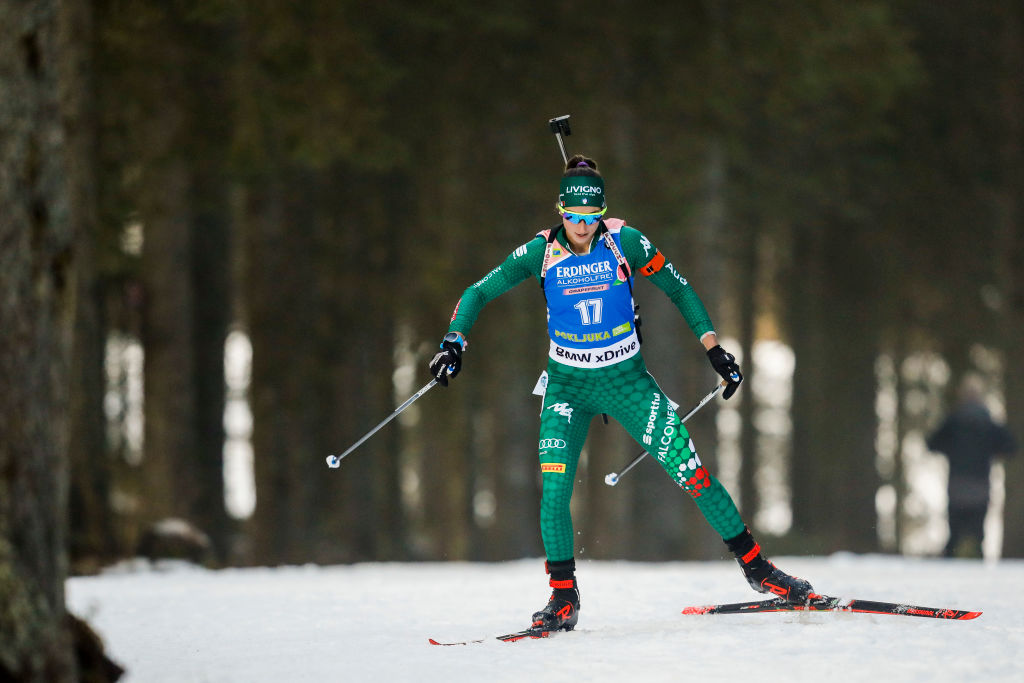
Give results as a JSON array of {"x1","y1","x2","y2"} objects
[{"x1": 574, "y1": 298, "x2": 603, "y2": 325}]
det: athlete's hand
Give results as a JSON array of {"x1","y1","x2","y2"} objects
[
  {"x1": 429, "y1": 333, "x2": 466, "y2": 387},
  {"x1": 707, "y1": 345, "x2": 743, "y2": 399}
]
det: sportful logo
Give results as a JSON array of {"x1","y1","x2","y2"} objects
[
  {"x1": 547, "y1": 402, "x2": 573, "y2": 423},
  {"x1": 513, "y1": 243, "x2": 528, "y2": 259},
  {"x1": 642, "y1": 392, "x2": 662, "y2": 445},
  {"x1": 538, "y1": 439, "x2": 567, "y2": 449}
]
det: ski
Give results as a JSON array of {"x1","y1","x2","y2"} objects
[
  {"x1": 430, "y1": 593, "x2": 981, "y2": 646},
  {"x1": 496, "y1": 628, "x2": 553, "y2": 643},
  {"x1": 428, "y1": 637, "x2": 485, "y2": 646},
  {"x1": 682, "y1": 594, "x2": 982, "y2": 620},
  {"x1": 428, "y1": 628, "x2": 554, "y2": 646}
]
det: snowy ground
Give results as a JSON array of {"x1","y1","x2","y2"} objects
[{"x1": 67, "y1": 555, "x2": 1022, "y2": 683}]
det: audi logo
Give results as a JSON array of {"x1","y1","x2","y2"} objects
[{"x1": 538, "y1": 439, "x2": 567, "y2": 449}]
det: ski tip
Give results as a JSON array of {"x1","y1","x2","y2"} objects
[
  {"x1": 429, "y1": 638, "x2": 477, "y2": 646},
  {"x1": 681, "y1": 605, "x2": 713, "y2": 615},
  {"x1": 960, "y1": 611, "x2": 983, "y2": 620}
]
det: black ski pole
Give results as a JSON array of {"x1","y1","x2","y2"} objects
[
  {"x1": 604, "y1": 380, "x2": 727, "y2": 486},
  {"x1": 326, "y1": 378, "x2": 438, "y2": 468}
]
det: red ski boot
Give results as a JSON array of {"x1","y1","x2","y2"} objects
[
  {"x1": 530, "y1": 559, "x2": 580, "y2": 631},
  {"x1": 725, "y1": 527, "x2": 814, "y2": 604}
]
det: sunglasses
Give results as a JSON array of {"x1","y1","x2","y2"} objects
[{"x1": 558, "y1": 206, "x2": 607, "y2": 226}]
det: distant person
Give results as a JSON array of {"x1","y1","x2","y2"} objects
[
  {"x1": 927, "y1": 376, "x2": 1017, "y2": 558},
  {"x1": 427, "y1": 153, "x2": 813, "y2": 634}
]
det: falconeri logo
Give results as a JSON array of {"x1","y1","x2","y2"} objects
[
  {"x1": 540, "y1": 463, "x2": 566, "y2": 473},
  {"x1": 473, "y1": 267, "x2": 501, "y2": 288},
  {"x1": 656, "y1": 412, "x2": 680, "y2": 464}
]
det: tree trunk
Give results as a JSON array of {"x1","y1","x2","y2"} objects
[
  {"x1": 244, "y1": 176, "x2": 314, "y2": 564},
  {"x1": 69, "y1": 243, "x2": 119, "y2": 569},
  {"x1": 790, "y1": 221, "x2": 880, "y2": 553},
  {"x1": 1, "y1": 1, "x2": 81, "y2": 678},
  {"x1": 995, "y1": 0, "x2": 1024, "y2": 558},
  {"x1": 788, "y1": 223, "x2": 834, "y2": 552},
  {"x1": 824, "y1": 318, "x2": 880, "y2": 552},
  {"x1": 188, "y1": 161, "x2": 232, "y2": 560},
  {"x1": 128, "y1": 8, "x2": 234, "y2": 562},
  {"x1": 140, "y1": 151, "x2": 198, "y2": 527},
  {"x1": 65, "y1": 0, "x2": 122, "y2": 572}
]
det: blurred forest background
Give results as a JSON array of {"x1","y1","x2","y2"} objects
[{"x1": 2, "y1": 0, "x2": 1023, "y2": 675}]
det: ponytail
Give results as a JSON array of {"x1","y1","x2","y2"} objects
[{"x1": 563, "y1": 154, "x2": 601, "y2": 178}]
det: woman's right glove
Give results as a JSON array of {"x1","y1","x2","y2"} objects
[
  {"x1": 429, "y1": 332, "x2": 466, "y2": 387},
  {"x1": 706, "y1": 344, "x2": 743, "y2": 399}
]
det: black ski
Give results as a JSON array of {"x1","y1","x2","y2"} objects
[
  {"x1": 430, "y1": 594, "x2": 982, "y2": 646},
  {"x1": 682, "y1": 594, "x2": 982, "y2": 620},
  {"x1": 428, "y1": 628, "x2": 555, "y2": 646}
]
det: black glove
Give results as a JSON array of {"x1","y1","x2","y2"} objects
[
  {"x1": 706, "y1": 345, "x2": 743, "y2": 399},
  {"x1": 429, "y1": 332, "x2": 465, "y2": 387}
]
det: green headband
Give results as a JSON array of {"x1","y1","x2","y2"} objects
[{"x1": 559, "y1": 176, "x2": 606, "y2": 208}]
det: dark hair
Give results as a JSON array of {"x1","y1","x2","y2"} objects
[{"x1": 563, "y1": 154, "x2": 601, "y2": 178}]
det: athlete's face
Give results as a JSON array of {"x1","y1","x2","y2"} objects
[{"x1": 561, "y1": 205, "x2": 602, "y2": 253}]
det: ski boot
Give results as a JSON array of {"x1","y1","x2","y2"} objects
[
  {"x1": 725, "y1": 527, "x2": 814, "y2": 604},
  {"x1": 531, "y1": 559, "x2": 580, "y2": 632}
]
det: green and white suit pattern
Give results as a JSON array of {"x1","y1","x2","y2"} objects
[{"x1": 447, "y1": 222, "x2": 745, "y2": 562}]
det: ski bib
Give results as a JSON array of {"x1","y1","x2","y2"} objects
[{"x1": 542, "y1": 220, "x2": 639, "y2": 368}]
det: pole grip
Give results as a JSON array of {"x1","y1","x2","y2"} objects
[{"x1": 548, "y1": 114, "x2": 571, "y2": 165}]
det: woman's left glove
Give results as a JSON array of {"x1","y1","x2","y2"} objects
[
  {"x1": 429, "y1": 332, "x2": 466, "y2": 387},
  {"x1": 706, "y1": 345, "x2": 743, "y2": 399}
]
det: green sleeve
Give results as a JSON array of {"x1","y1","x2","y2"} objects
[
  {"x1": 619, "y1": 226, "x2": 715, "y2": 340},
  {"x1": 447, "y1": 235, "x2": 546, "y2": 336}
]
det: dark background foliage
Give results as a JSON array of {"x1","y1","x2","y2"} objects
[{"x1": 3, "y1": 1, "x2": 1022, "y2": 677}]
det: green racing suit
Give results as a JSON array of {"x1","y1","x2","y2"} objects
[{"x1": 447, "y1": 221, "x2": 745, "y2": 562}]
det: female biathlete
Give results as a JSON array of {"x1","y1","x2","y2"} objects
[{"x1": 429, "y1": 154, "x2": 813, "y2": 632}]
